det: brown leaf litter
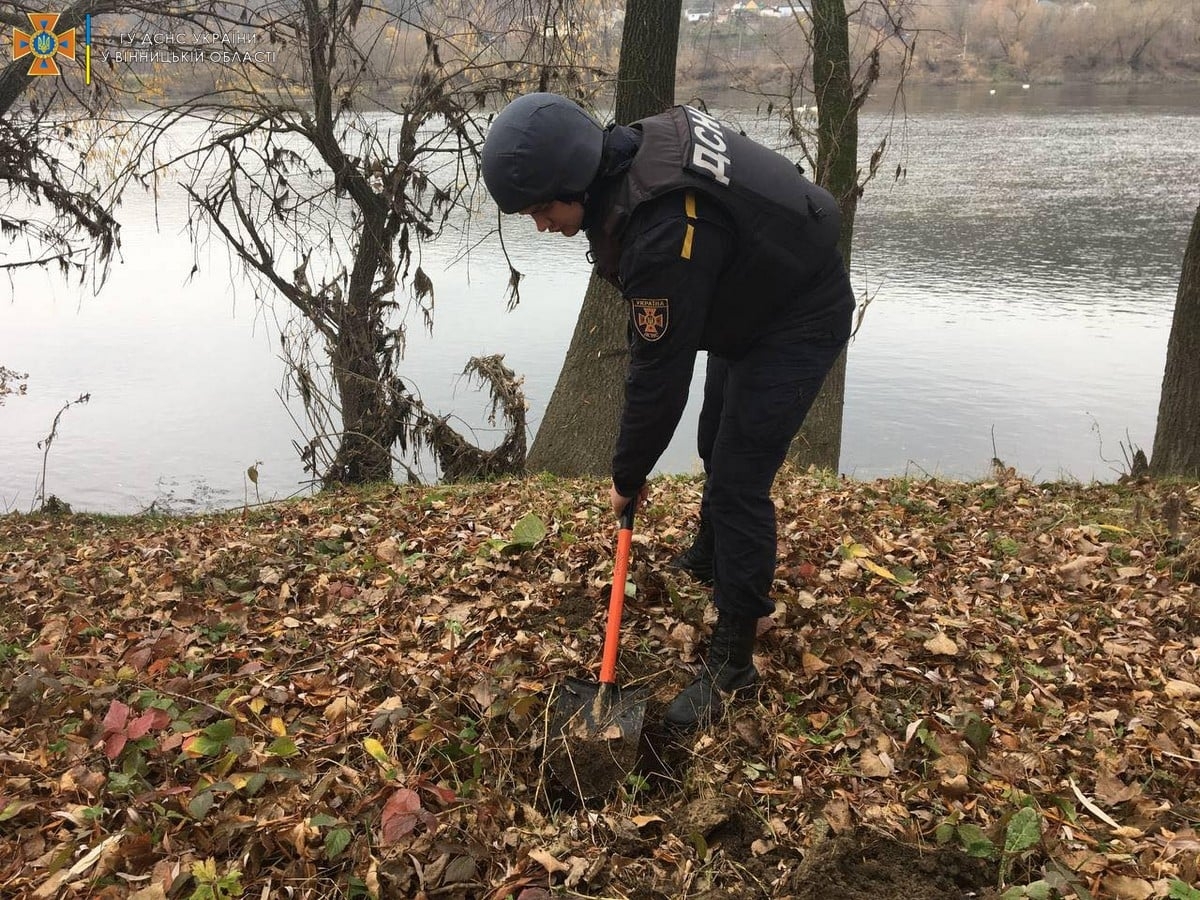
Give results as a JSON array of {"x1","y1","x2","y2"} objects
[{"x1": 1, "y1": 470, "x2": 1198, "y2": 899}]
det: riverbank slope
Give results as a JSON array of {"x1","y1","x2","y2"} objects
[{"x1": 1, "y1": 471, "x2": 1198, "y2": 898}]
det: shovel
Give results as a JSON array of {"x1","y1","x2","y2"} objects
[{"x1": 546, "y1": 498, "x2": 646, "y2": 799}]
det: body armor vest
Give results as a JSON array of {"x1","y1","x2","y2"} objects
[{"x1": 587, "y1": 105, "x2": 844, "y2": 358}]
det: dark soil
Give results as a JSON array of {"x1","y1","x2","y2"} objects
[
  {"x1": 522, "y1": 587, "x2": 598, "y2": 634},
  {"x1": 621, "y1": 807, "x2": 998, "y2": 900},
  {"x1": 554, "y1": 589, "x2": 598, "y2": 631},
  {"x1": 786, "y1": 831, "x2": 1000, "y2": 900}
]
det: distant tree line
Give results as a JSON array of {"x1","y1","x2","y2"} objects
[
  {"x1": 20, "y1": 0, "x2": 1194, "y2": 105},
  {"x1": 912, "y1": 0, "x2": 1197, "y2": 82},
  {"x1": 676, "y1": 0, "x2": 1197, "y2": 88}
]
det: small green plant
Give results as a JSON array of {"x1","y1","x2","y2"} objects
[
  {"x1": 625, "y1": 772, "x2": 650, "y2": 795},
  {"x1": 742, "y1": 760, "x2": 771, "y2": 780},
  {"x1": 106, "y1": 770, "x2": 144, "y2": 796},
  {"x1": 784, "y1": 710, "x2": 851, "y2": 745},
  {"x1": 169, "y1": 658, "x2": 206, "y2": 677},
  {"x1": 999, "y1": 806, "x2": 1042, "y2": 883},
  {"x1": 937, "y1": 806, "x2": 1045, "y2": 893},
  {"x1": 498, "y1": 513, "x2": 546, "y2": 555},
  {"x1": 1169, "y1": 880, "x2": 1200, "y2": 900},
  {"x1": 187, "y1": 858, "x2": 242, "y2": 900},
  {"x1": 950, "y1": 822, "x2": 995, "y2": 858},
  {"x1": 199, "y1": 622, "x2": 240, "y2": 647},
  {"x1": 182, "y1": 719, "x2": 251, "y2": 762},
  {"x1": 992, "y1": 534, "x2": 1022, "y2": 557},
  {"x1": 308, "y1": 814, "x2": 354, "y2": 860}
]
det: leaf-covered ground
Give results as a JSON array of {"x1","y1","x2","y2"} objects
[{"x1": 1, "y1": 470, "x2": 1199, "y2": 900}]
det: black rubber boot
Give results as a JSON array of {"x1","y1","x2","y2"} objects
[
  {"x1": 665, "y1": 612, "x2": 759, "y2": 732},
  {"x1": 670, "y1": 516, "x2": 714, "y2": 585}
]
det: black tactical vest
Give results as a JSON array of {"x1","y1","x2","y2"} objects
[{"x1": 587, "y1": 105, "x2": 844, "y2": 357}]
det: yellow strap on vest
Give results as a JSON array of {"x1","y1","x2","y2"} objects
[{"x1": 681, "y1": 191, "x2": 697, "y2": 260}]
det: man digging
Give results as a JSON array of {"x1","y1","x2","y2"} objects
[{"x1": 482, "y1": 93, "x2": 853, "y2": 731}]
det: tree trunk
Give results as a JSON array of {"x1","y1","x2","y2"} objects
[
  {"x1": 1150, "y1": 203, "x2": 1200, "y2": 477},
  {"x1": 788, "y1": 0, "x2": 860, "y2": 471},
  {"x1": 304, "y1": 0, "x2": 398, "y2": 486},
  {"x1": 612, "y1": 0, "x2": 682, "y2": 123},
  {"x1": 525, "y1": 0, "x2": 682, "y2": 476},
  {"x1": 327, "y1": 275, "x2": 395, "y2": 485},
  {"x1": 524, "y1": 276, "x2": 628, "y2": 476},
  {"x1": 329, "y1": 338, "x2": 393, "y2": 484}
]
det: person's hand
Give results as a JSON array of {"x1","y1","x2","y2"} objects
[{"x1": 610, "y1": 482, "x2": 649, "y2": 517}]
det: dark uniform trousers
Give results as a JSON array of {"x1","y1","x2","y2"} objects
[
  {"x1": 697, "y1": 278, "x2": 854, "y2": 621},
  {"x1": 602, "y1": 183, "x2": 854, "y2": 623}
]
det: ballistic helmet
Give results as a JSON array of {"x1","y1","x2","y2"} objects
[{"x1": 481, "y1": 93, "x2": 604, "y2": 214}]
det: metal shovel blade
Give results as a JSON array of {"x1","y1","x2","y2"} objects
[
  {"x1": 546, "y1": 499, "x2": 644, "y2": 799},
  {"x1": 547, "y1": 676, "x2": 646, "y2": 799}
]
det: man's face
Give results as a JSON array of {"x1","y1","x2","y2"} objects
[{"x1": 523, "y1": 200, "x2": 584, "y2": 237}]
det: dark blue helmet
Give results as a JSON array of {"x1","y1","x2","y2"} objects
[{"x1": 481, "y1": 93, "x2": 604, "y2": 214}]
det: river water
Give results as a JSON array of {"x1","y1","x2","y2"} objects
[{"x1": 1, "y1": 84, "x2": 1197, "y2": 514}]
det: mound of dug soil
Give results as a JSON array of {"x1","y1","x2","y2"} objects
[{"x1": 786, "y1": 831, "x2": 999, "y2": 900}]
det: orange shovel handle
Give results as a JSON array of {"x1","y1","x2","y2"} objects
[{"x1": 599, "y1": 498, "x2": 636, "y2": 686}]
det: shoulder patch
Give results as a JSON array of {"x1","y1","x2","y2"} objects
[{"x1": 631, "y1": 298, "x2": 669, "y2": 342}]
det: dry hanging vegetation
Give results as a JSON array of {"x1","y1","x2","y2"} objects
[{"x1": 1, "y1": 470, "x2": 1199, "y2": 900}]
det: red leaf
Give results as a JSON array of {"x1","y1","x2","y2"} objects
[
  {"x1": 380, "y1": 788, "x2": 422, "y2": 844},
  {"x1": 104, "y1": 732, "x2": 128, "y2": 760},
  {"x1": 385, "y1": 788, "x2": 421, "y2": 814},
  {"x1": 420, "y1": 809, "x2": 440, "y2": 835},
  {"x1": 423, "y1": 784, "x2": 458, "y2": 806},
  {"x1": 126, "y1": 708, "x2": 169, "y2": 740},
  {"x1": 102, "y1": 700, "x2": 130, "y2": 736},
  {"x1": 384, "y1": 813, "x2": 417, "y2": 843}
]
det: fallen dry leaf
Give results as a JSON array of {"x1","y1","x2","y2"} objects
[
  {"x1": 824, "y1": 797, "x2": 854, "y2": 834},
  {"x1": 751, "y1": 838, "x2": 776, "y2": 855},
  {"x1": 1164, "y1": 679, "x2": 1200, "y2": 699},
  {"x1": 859, "y1": 749, "x2": 894, "y2": 778},
  {"x1": 324, "y1": 696, "x2": 358, "y2": 723},
  {"x1": 528, "y1": 848, "x2": 570, "y2": 874},
  {"x1": 1102, "y1": 874, "x2": 1155, "y2": 899},
  {"x1": 127, "y1": 886, "x2": 167, "y2": 900},
  {"x1": 924, "y1": 632, "x2": 959, "y2": 656},
  {"x1": 802, "y1": 651, "x2": 829, "y2": 674},
  {"x1": 631, "y1": 815, "x2": 665, "y2": 828}
]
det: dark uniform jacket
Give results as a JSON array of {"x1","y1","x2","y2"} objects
[{"x1": 583, "y1": 105, "x2": 853, "y2": 497}]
